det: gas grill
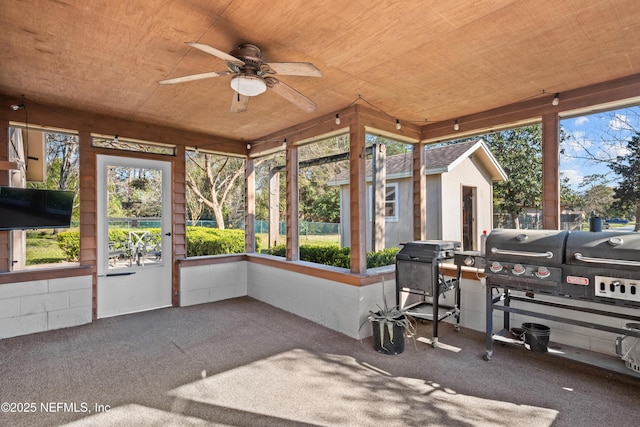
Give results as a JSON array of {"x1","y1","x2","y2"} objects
[
  {"x1": 483, "y1": 229, "x2": 640, "y2": 373},
  {"x1": 564, "y1": 231, "x2": 640, "y2": 306},
  {"x1": 395, "y1": 240, "x2": 461, "y2": 347},
  {"x1": 485, "y1": 229, "x2": 568, "y2": 296}
]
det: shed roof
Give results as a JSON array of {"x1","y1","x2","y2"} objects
[{"x1": 328, "y1": 140, "x2": 507, "y2": 185}]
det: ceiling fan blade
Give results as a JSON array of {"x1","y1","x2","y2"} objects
[
  {"x1": 230, "y1": 92, "x2": 249, "y2": 113},
  {"x1": 186, "y1": 42, "x2": 245, "y2": 66},
  {"x1": 159, "y1": 71, "x2": 231, "y2": 85},
  {"x1": 266, "y1": 62, "x2": 322, "y2": 77},
  {"x1": 269, "y1": 79, "x2": 317, "y2": 113}
]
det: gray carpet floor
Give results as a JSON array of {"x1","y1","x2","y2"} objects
[{"x1": 0, "y1": 296, "x2": 638, "y2": 426}]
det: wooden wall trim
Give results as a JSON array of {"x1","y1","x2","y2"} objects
[
  {"x1": 247, "y1": 254, "x2": 395, "y2": 287},
  {"x1": 0, "y1": 265, "x2": 94, "y2": 285},
  {"x1": 77, "y1": 131, "x2": 98, "y2": 318},
  {"x1": 177, "y1": 253, "x2": 247, "y2": 267},
  {"x1": 173, "y1": 145, "x2": 186, "y2": 306}
]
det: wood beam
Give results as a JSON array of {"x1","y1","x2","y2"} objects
[
  {"x1": 0, "y1": 116, "x2": 10, "y2": 272},
  {"x1": 0, "y1": 94, "x2": 245, "y2": 156},
  {"x1": 245, "y1": 157, "x2": 256, "y2": 253},
  {"x1": 285, "y1": 144, "x2": 299, "y2": 261},
  {"x1": 173, "y1": 145, "x2": 187, "y2": 306},
  {"x1": 421, "y1": 73, "x2": 640, "y2": 143},
  {"x1": 372, "y1": 143, "x2": 386, "y2": 252},
  {"x1": 77, "y1": 131, "x2": 98, "y2": 317},
  {"x1": 413, "y1": 142, "x2": 426, "y2": 241},
  {"x1": 542, "y1": 114, "x2": 560, "y2": 230},
  {"x1": 349, "y1": 108, "x2": 367, "y2": 273}
]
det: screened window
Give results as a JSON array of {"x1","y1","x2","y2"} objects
[{"x1": 7, "y1": 127, "x2": 80, "y2": 270}]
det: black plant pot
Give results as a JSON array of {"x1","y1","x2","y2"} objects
[{"x1": 371, "y1": 319, "x2": 405, "y2": 355}]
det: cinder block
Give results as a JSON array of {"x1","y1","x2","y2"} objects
[
  {"x1": 179, "y1": 289, "x2": 210, "y2": 307},
  {"x1": 209, "y1": 284, "x2": 246, "y2": 302},
  {"x1": 48, "y1": 275, "x2": 92, "y2": 292},
  {"x1": 0, "y1": 298, "x2": 21, "y2": 319},
  {"x1": 20, "y1": 292, "x2": 69, "y2": 315},
  {"x1": 48, "y1": 306, "x2": 92, "y2": 330},
  {"x1": 0, "y1": 313, "x2": 47, "y2": 339},
  {"x1": 69, "y1": 288, "x2": 92, "y2": 308},
  {"x1": 0, "y1": 281, "x2": 47, "y2": 299}
]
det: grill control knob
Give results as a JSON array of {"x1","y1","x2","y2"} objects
[
  {"x1": 463, "y1": 256, "x2": 475, "y2": 266},
  {"x1": 535, "y1": 266, "x2": 550, "y2": 279},
  {"x1": 490, "y1": 262, "x2": 503, "y2": 273},
  {"x1": 512, "y1": 264, "x2": 526, "y2": 276}
]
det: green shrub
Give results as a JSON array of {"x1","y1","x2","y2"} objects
[
  {"x1": 186, "y1": 226, "x2": 246, "y2": 256},
  {"x1": 264, "y1": 244, "x2": 399, "y2": 268},
  {"x1": 366, "y1": 247, "x2": 399, "y2": 268},
  {"x1": 55, "y1": 225, "x2": 263, "y2": 261},
  {"x1": 57, "y1": 230, "x2": 80, "y2": 261}
]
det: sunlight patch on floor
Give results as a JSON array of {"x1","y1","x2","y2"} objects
[{"x1": 168, "y1": 349, "x2": 558, "y2": 427}]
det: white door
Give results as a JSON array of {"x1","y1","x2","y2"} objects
[{"x1": 96, "y1": 155, "x2": 172, "y2": 318}]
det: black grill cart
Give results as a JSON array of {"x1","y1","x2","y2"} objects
[{"x1": 395, "y1": 240, "x2": 461, "y2": 347}]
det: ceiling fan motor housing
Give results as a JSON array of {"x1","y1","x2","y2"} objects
[{"x1": 227, "y1": 44, "x2": 267, "y2": 74}]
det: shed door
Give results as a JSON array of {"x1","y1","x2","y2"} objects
[{"x1": 462, "y1": 186, "x2": 476, "y2": 251}]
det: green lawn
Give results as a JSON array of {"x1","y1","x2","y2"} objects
[
  {"x1": 256, "y1": 233, "x2": 341, "y2": 248},
  {"x1": 25, "y1": 231, "x2": 68, "y2": 265}
]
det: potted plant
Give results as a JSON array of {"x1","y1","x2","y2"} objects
[{"x1": 363, "y1": 283, "x2": 416, "y2": 355}]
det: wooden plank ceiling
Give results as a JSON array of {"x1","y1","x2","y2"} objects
[{"x1": 1, "y1": 0, "x2": 640, "y2": 147}]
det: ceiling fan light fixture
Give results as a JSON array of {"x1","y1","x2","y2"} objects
[{"x1": 230, "y1": 75, "x2": 267, "y2": 97}]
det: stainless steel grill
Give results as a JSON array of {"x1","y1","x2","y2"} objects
[
  {"x1": 485, "y1": 229, "x2": 568, "y2": 296},
  {"x1": 483, "y1": 229, "x2": 640, "y2": 374},
  {"x1": 564, "y1": 231, "x2": 640, "y2": 307}
]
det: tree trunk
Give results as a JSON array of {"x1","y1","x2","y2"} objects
[
  {"x1": 635, "y1": 202, "x2": 640, "y2": 232},
  {"x1": 511, "y1": 213, "x2": 520, "y2": 229}
]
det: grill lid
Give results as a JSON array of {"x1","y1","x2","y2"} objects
[
  {"x1": 486, "y1": 229, "x2": 568, "y2": 266},
  {"x1": 565, "y1": 231, "x2": 640, "y2": 268},
  {"x1": 397, "y1": 240, "x2": 461, "y2": 260}
]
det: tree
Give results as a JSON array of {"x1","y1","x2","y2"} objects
[
  {"x1": 580, "y1": 182, "x2": 615, "y2": 218},
  {"x1": 298, "y1": 135, "x2": 350, "y2": 223},
  {"x1": 28, "y1": 132, "x2": 80, "y2": 224},
  {"x1": 185, "y1": 152, "x2": 246, "y2": 229},
  {"x1": 609, "y1": 133, "x2": 640, "y2": 230},
  {"x1": 485, "y1": 125, "x2": 543, "y2": 229}
]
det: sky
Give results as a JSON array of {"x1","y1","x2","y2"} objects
[{"x1": 559, "y1": 105, "x2": 639, "y2": 191}]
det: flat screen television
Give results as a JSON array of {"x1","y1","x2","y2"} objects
[{"x1": 0, "y1": 187, "x2": 75, "y2": 230}]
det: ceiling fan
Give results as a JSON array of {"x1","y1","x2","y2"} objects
[{"x1": 159, "y1": 42, "x2": 321, "y2": 113}]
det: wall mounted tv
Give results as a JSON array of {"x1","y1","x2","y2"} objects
[{"x1": 0, "y1": 187, "x2": 75, "y2": 230}]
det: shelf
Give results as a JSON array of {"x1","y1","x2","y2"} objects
[
  {"x1": 405, "y1": 301, "x2": 458, "y2": 322},
  {"x1": 490, "y1": 328, "x2": 640, "y2": 379}
]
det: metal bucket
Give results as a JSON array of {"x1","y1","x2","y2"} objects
[{"x1": 522, "y1": 322, "x2": 550, "y2": 352}]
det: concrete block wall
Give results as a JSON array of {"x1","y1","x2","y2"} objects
[
  {"x1": 0, "y1": 275, "x2": 92, "y2": 339},
  {"x1": 179, "y1": 261, "x2": 248, "y2": 307},
  {"x1": 246, "y1": 262, "x2": 394, "y2": 339}
]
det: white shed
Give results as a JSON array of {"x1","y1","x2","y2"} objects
[{"x1": 329, "y1": 140, "x2": 507, "y2": 252}]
